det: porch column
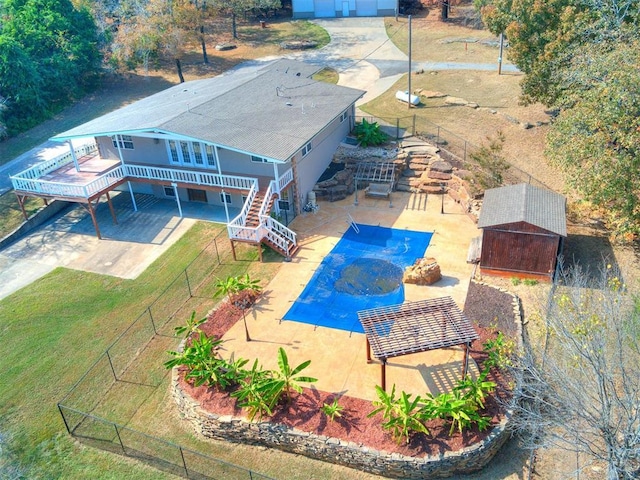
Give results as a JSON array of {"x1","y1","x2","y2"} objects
[
  {"x1": 272, "y1": 162, "x2": 280, "y2": 195},
  {"x1": 127, "y1": 181, "x2": 138, "y2": 211},
  {"x1": 172, "y1": 182, "x2": 183, "y2": 217},
  {"x1": 68, "y1": 140, "x2": 80, "y2": 171},
  {"x1": 221, "y1": 189, "x2": 230, "y2": 223},
  {"x1": 114, "y1": 135, "x2": 125, "y2": 164}
]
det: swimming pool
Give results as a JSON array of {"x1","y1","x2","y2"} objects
[{"x1": 283, "y1": 224, "x2": 433, "y2": 333}]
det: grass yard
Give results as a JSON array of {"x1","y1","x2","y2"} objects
[
  {"x1": 0, "y1": 222, "x2": 278, "y2": 478},
  {"x1": 0, "y1": 194, "x2": 45, "y2": 238}
]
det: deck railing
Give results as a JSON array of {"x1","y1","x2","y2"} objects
[
  {"x1": 12, "y1": 143, "x2": 98, "y2": 181},
  {"x1": 278, "y1": 168, "x2": 293, "y2": 192}
]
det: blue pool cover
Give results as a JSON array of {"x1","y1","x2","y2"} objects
[{"x1": 283, "y1": 224, "x2": 433, "y2": 333}]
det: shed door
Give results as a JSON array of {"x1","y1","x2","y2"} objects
[
  {"x1": 315, "y1": 0, "x2": 336, "y2": 17},
  {"x1": 356, "y1": 0, "x2": 377, "y2": 16}
]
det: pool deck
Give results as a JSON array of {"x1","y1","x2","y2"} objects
[{"x1": 221, "y1": 191, "x2": 481, "y2": 402}]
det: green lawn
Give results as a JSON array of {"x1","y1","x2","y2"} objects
[{"x1": 0, "y1": 222, "x2": 265, "y2": 478}]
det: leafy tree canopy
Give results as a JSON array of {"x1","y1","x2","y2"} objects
[
  {"x1": 545, "y1": 40, "x2": 640, "y2": 238},
  {"x1": 480, "y1": 0, "x2": 640, "y2": 106},
  {"x1": 0, "y1": 0, "x2": 100, "y2": 136}
]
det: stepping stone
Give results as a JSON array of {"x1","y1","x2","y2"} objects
[{"x1": 430, "y1": 160, "x2": 453, "y2": 173}]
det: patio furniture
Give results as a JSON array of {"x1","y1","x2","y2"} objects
[{"x1": 365, "y1": 182, "x2": 392, "y2": 198}]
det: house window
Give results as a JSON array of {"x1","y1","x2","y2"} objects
[
  {"x1": 165, "y1": 140, "x2": 217, "y2": 169},
  {"x1": 340, "y1": 111, "x2": 348, "y2": 123},
  {"x1": 205, "y1": 144, "x2": 216, "y2": 168},
  {"x1": 192, "y1": 143, "x2": 204, "y2": 165},
  {"x1": 251, "y1": 155, "x2": 269, "y2": 163},
  {"x1": 112, "y1": 135, "x2": 134, "y2": 150},
  {"x1": 301, "y1": 142, "x2": 312, "y2": 157},
  {"x1": 164, "y1": 186, "x2": 176, "y2": 197},
  {"x1": 220, "y1": 193, "x2": 232, "y2": 204},
  {"x1": 180, "y1": 141, "x2": 192, "y2": 164},
  {"x1": 167, "y1": 140, "x2": 180, "y2": 164}
]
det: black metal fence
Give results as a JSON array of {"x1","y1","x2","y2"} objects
[
  {"x1": 57, "y1": 230, "x2": 274, "y2": 479},
  {"x1": 356, "y1": 114, "x2": 549, "y2": 190}
]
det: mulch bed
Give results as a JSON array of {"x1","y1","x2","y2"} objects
[{"x1": 177, "y1": 284, "x2": 516, "y2": 456}]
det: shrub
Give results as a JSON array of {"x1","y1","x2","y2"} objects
[
  {"x1": 353, "y1": 118, "x2": 388, "y2": 147},
  {"x1": 369, "y1": 385, "x2": 429, "y2": 444},
  {"x1": 320, "y1": 398, "x2": 344, "y2": 422}
]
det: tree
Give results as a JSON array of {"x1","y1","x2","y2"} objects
[
  {"x1": 508, "y1": 262, "x2": 640, "y2": 479},
  {"x1": 545, "y1": 40, "x2": 640, "y2": 239},
  {"x1": 212, "y1": 0, "x2": 281, "y2": 39},
  {"x1": 480, "y1": 0, "x2": 640, "y2": 106},
  {"x1": 0, "y1": 0, "x2": 100, "y2": 135},
  {"x1": 110, "y1": 0, "x2": 200, "y2": 82}
]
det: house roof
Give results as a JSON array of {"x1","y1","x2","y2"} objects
[
  {"x1": 478, "y1": 183, "x2": 567, "y2": 236},
  {"x1": 51, "y1": 59, "x2": 365, "y2": 162}
]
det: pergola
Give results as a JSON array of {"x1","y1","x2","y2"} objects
[
  {"x1": 353, "y1": 161, "x2": 396, "y2": 206},
  {"x1": 357, "y1": 296, "x2": 479, "y2": 391}
]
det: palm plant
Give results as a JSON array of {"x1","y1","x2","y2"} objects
[
  {"x1": 320, "y1": 398, "x2": 344, "y2": 422},
  {"x1": 173, "y1": 310, "x2": 207, "y2": 339},
  {"x1": 272, "y1": 347, "x2": 317, "y2": 402},
  {"x1": 369, "y1": 385, "x2": 429, "y2": 444}
]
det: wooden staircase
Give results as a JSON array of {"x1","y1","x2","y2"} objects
[{"x1": 244, "y1": 190, "x2": 298, "y2": 259}]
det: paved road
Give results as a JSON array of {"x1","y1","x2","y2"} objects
[{"x1": 0, "y1": 17, "x2": 515, "y2": 300}]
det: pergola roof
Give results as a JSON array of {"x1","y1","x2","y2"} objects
[
  {"x1": 354, "y1": 161, "x2": 396, "y2": 185},
  {"x1": 358, "y1": 296, "x2": 479, "y2": 361}
]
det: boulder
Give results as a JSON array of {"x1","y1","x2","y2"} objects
[
  {"x1": 430, "y1": 160, "x2": 453, "y2": 173},
  {"x1": 403, "y1": 258, "x2": 442, "y2": 285}
]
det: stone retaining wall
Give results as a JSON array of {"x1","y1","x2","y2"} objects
[{"x1": 171, "y1": 282, "x2": 524, "y2": 479}]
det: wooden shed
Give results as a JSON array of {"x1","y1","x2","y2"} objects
[{"x1": 477, "y1": 183, "x2": 566, "y2": 281}]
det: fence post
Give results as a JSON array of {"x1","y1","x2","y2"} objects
[
  {"x1": 185, "y1": 269, "x2": 192, "y2": 297},
  {"x1": 179, "y1": 446, "x2": 189, "y2": 478},
  {"x1": 214, "y1": 236, "x2": 220, "y2": 265},
  {"x1": 113, "y1": 424, "x2": 127, "y2": 456},
  {"x1": 106, "y1": 350, "x2": 118, "y2": 381},
  {"x1": 57, "y1": 404, "x2": 72, "y2": 435},
  {"x1": 412, "y1": 114, "x2": 416, "y2": 136},
  {"x1": 436, "y1": 126, "x2": 440, "y2": 145},
  {"x1": 147, "y1": 306, "x2": 157, "y2": 335},
  {"x1": 396, "y1": 118, "x2": 400, "y2": 140}
]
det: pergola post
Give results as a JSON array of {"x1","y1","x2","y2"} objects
[
  {"x1": 381, "y1": 359, "x2": 387, "y2": 392},
  {"x1": 366, "y1": 337, "x2": 372, "y2": 363},
  {"x1": 462, "y1": 342, "x2": 471, "y2": 379}
]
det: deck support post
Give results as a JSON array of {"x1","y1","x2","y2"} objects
[
  {"x1": 230, "y1": 240, "x2": 237, "y2": 261},
  {"x1": 172, "y1": 183, "x2": 183, "y2": 217},
  {"x1": 15, "y1": 194, "x2": 28, "y2": 220},
  {"x1": 257, "y1": 243, "x2": 263, "y2": 263},
  {"x1": 106, "y1": 192, "x2": 118, "y2": 225},
  {"x1": 128, "y1": 181, "x2": 138, "y2": 211},
  {"x1": 86, "y1": 200, "x2": 101, "y2": 239}
]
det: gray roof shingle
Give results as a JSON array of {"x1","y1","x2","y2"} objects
[
  {"x1": 478, "y1": 183, "x2": 567, "y2": 236},
  {"x1": 52, "y1": 59, "x2": 365, "y2": 162}
]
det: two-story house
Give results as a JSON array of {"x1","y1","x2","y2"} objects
[{"x1": 11, "y1": 59, "x2": 365, "y2": 259}]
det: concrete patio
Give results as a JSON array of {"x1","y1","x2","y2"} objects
[{"x1": 221, "y1": 190, "x2": 480, "y2": 402}]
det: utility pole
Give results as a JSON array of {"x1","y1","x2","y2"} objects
[
  {"x1": 408, "y1": 15, "x2": 412, "y2": 110},
  {"x1": 498, "y1": 33, "x2": 504, "y2": 75}
]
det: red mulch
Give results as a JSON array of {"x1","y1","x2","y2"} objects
[{"x1": 177, "y1": 288, "x2": 514, "y2": 456}]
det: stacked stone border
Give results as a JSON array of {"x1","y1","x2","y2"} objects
[{"x1": 171, "y1": 280, "x2": 524, "y2": 479}]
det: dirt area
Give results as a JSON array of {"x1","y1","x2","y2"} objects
[{"x1": 176, "y1": 284, "x2": 513, "y2": 464}]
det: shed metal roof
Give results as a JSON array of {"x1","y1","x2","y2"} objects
[
  {"x1": 52, "y1": 59, "x2": 365, "y2": 162},
  {"x1": 478, "y1": 183, "x2": 567, "y2": 237}
]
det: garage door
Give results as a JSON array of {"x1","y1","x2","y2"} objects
[
  {"x1": 356, "y1": 0, "x2": 377, "y2": 16},
  {"x1": 315, "y1": 0, "x2": 336, "y2": 17}
]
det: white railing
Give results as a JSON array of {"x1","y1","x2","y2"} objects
[
  {"x1": 227, "y1": 224, "x2": 261, "y2": 243},
  {"x1": 228, "y1": 182, "x2": 258, "y2": 230},
  {"x1": 258, "y1": 181, "x2": 275, "y2": 218},
  {"x1": 12, "y1": 161, "x2": 258, "y2": 200},
  {"x1": 278, "y1": 168, "x2": 294, "y2": 192},
  {"x1": 260, "y1": 215, "x2": 298, "y2": 252},
  {"x1": 12, "y1": 143, "x2": 98, "y2": 181},
  {"x1": 124, "y1": 164, "x2": 256, "y2": 191}
]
